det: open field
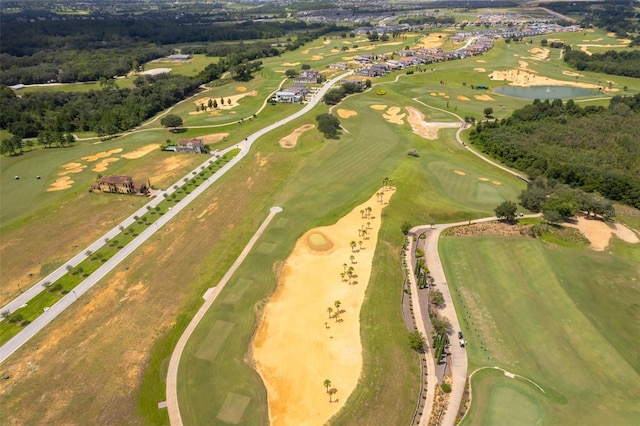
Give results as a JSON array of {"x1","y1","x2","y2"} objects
[
  {"x1": 440, "y1": 235, "x2": 640, "y2": 425},
  {"x1": 2, "y1": 23, "x2": 640, "y2": 426}
]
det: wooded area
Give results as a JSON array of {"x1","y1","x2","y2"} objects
[
  {"x1": 469, "y1": 95, "x2": 640, "y2": 208},
  {"x1": 564, "y1": 49, "x2": 640, "y2": 78}
]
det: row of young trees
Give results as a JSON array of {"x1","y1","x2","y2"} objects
[{"x1": 469, "y1": 95, "x2": 640, "y2": 208}]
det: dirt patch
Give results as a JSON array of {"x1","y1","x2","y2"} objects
[
  {"x1": 406, "y1": 107, "x2": 460, "y2": 140},
  {"x1": 454, "y1": 170, "x2": 465, "y2": 176},
  {"x1": 200, "y1": 133, "x2": 229, "y2": 145},
  {"x1": 474, "y1": 95, "x2": 494, "y2": 101},
  {"x1": 148, "y1": 155, "x2": 196, "y2": 186},
  {"x1": 370, "y1": 104, "x2": 387, "y2": 111},
  {"x1": 81, "y1": 149, "x2": 123, "y2": 162},
  {"x1": 92, "y1": 158, "x2": 120, "y2": 173},
  {"x1": 382, "y1": 107, "x2": 405, "y2": 125},
  {"x1": 253, "y1": 188, "x2": 395, "y2": 426},
  {"x1": 457, "y1": 95, "x2": 470, "y2": 101},
  {"x1": 337, "y1": 109, "x2": 357, "y2": 119},
  {"x1": 565, "y1": 217, "x2": 639, "y2": 250},
  {"x1": 47, "y1": 176, "x2": 74, "y2": 191},
  {"x1": 279, "y1": 124, "x2": 315, "y2": 148},
  {"x1": 121, "y1": 144, "x2": 161, "y2": 160},
  {"x1": 473, "y1": 68, "x2": 486, "y2": 72}
]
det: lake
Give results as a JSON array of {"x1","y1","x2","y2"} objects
[{"x1": 493, "y1": 85, "x2": 601, "y2": 100}]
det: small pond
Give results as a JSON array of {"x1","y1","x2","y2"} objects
[{"x1": 493, "y1": 85, "x2": 601, "y2": 100}]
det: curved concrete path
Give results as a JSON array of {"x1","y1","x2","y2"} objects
[{"x1": 166, "y1": 207, "x2": 282, "y2": 426}]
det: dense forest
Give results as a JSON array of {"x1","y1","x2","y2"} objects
[
  {"x1": 469, "y1": 95, "x2": 640, "y2": 208},
  {"x1": 0, "y1": 13, "x2": 338, "y2": 85},
  {"x1": 564, "y1": 49, "x2": 640, "y2": 78}
]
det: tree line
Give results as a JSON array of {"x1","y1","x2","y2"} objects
[
  {"x1": 469, "y1": 95, "x2": 640, "y2": 208},
  {"x1": 564, "y1": 49, "x2": 640, "y2": 79}
]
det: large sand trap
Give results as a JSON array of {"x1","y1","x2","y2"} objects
[
  {"x1": 121, "y1": 144, "x2": 161, "y2": 159},
  {"x1": 337, "y1": 109, "x2": 357, "y2": 119},
  {"x1": 565, "y1": 217, "x2": 639, "y2": 251},
  {"x1": 474, "y1": 94, "x2": 494, "y2": 101},
  {"x1": 194, "y1": 90, "x2": 258, "y2": 110},
  {"x1": 200, "y1": 133, "x2": 229, "y2": 144},
  {"x1": 81, "y1": 148, "x2": 123, "y2": 162},
  {"x1": 527, "y1": 47, "x2": 550, "y2": 60},
  {"x1": 406, "y1": 107, "x2": 461, "y2": 140},
  {"x1": 58, "y1": 163, "x2": 86, "y2": 176},
  {"x1": 279, "y1": 124, "x2": 315, "y2": 148},
  {"x1": 489, "y1": 69, "x2": 615, "y2": 91},
  {"x1": 47, "y1": 176, "x2": 73, "y2": 192},
  {"x1": 383, "y1": 106, "x2": 405, "y2": 125},
  {"x1": 92, "y1": 158, "x2": 119, "y2": 172},
  {"x1": 457, "y1": 95, "x2": 470, "y2": 101},
  {"x1": 370, "y1": 104, "x2": 387, "y2": 111},
  {"x1": 253, "y1": 187, "x2": 395, "y2": 426}
]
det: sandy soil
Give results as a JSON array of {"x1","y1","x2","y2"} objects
[
  {"x1": 47, "y1": 176, "x2": 74, "y2": 191},
  {"x1": 454, "y1": 170, "x2": 465, "y2": 175},
  {"x1": 526, "y1": 47, "x2": 550, "y2": 60},
  {"x1": 474, "y1": 95, "x2": 494, "y2": 101},
  {"x1": 415, "y1": 32, "x2": 449, "y2": 48},
  {"x1": 406, "y1": 107, "x2": 461, "y2": 140},
  {"x1": 148, "y1": 155, "x2": 197, "y2": 185},
  {"x1": 58, "y1": 163, "x2": 87, "y2": 176},
  {"x1": 489, "y1": 69, "x2": 616, "y2": 91},
  {"x1": 279, "y1": 124, "x2": 315, "y2": 148},
  {"x1": 200, "y1": 133, "x2": 229, "y2": 145},
  {"x1": 82, "y1": 149, "x2": 123, "y2": 162},
  {"x1": 193, "y1": 90, "x2": 258, "y2": 111},
  {"x1": 565, "y1": 217, "x2": 639, "y2": 251},
  {"x1": 93, "y1": 158, "x2": 120, "y2": 172},
  {"x1": 474, "y1": 68, "x2": 486, "y2": 72},
  {"x1": 253, "y1": 188, "x2": 395, "y2": 426},
  {"x1": 457, "y1": 95, "x2": 470, "y2": 101},
  {"x1": 282, "y1": 62, "x2": 301, "y2": 67},
  {"x1": 310, "y1": 55, "x2": 323, "y2": 60},
  {"x1": 370, "y1": 104, "x2": 387, "y2": 111},
  {"x1": 121, "y1": 144, "x2": 161, "y2": 160},
  {"x1": 337, "y1": 109, "x2": 358, "y2": 119},
  {"x1": 383, "y1": 106, "x2": 405, "y2": 125}
]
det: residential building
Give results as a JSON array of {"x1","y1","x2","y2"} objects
[
  {"x1": 91, "y1": 176, "x2": 149, "y2": 195},
  {"x1": 176, "y1": 138, "x2": 206, "y2": 153}
]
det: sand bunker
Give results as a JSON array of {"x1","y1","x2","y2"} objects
[
  {"x1": 406, "y1": 107, "x2": 461, "y2": 140},
  {"x1": 310, "y1": 55, "x2": 323, "y2": 60},
  {"x1": 415, "y1": 32, "x2": 449, "y2": 48},
  {"x1": 476, "y1": 59, "x2": 486, "y2": 63},
  {"x1": 454, "y1": 170, "x2": 466, "y2": 176},
  {"x1": 301, "y1": 50, "x2": 310, "y2": 54},
  {"x1": 383, "y1": 107, "x2": 405, "y2": 125},
  {"x1": 457, "y1": 95, "x2": 470, "y2": 101},
  {"x1": 527, "y1": 47, "x2": 550, "y2": 60},
  {"x1": 282, "y1": 62, "x2": 301, "y2": 67},
  {"x1": 578, "y1": 41, "x2": 631, "y2": 56},
  {"x1": 58, "y1": 163, "x2": 86, "y2": 176},
  {"x1": 474, "y1": 68, "x2": 486, "y2": 72},
  {"x1": 337, "y1": 109, "x2": 357, "y2": 119},
  {"x1": 200, "y1": 133, "x2": 229, "y2": 145},
  {"x1": 491, "y1": 180, "x2": 501, "y2": 185},
  {"x1": 253, "y1": 187, "x2": 395, "y2": 426},
  {"x1": 474, "y1": 95, "x2": 494, "y2": 101},
  {"x1": 47, "y1": 176, "x2": 73, "y2": 192},
  {"x1": 562, "y1": 70, "x2": 583, "y2": 77},
  {"x1": 92, "y1": 158, "x2": 119, "y2": 172},
  {"x1": 565, "y1": 217, "x2": 639, "y2": 251},
  {"x1": 121, "y1": 144, "x2": 161, "y2": 160},
  {"x1": 478, "y1": 177, "x2": 490, "y2": 181},
  {"x1": 370, "y1": 104, "x2": 387, "y2": 111},
  {"x1": 236, "y1": 86, "x2": 247, "y2": 92},
  {"x1": 279, "y1": 124, "x2": 315, "y2": 148},
  {"x1": 489, "y1": 69, "x2": 613, "y2": 91},
  {"x1": 194, "y1": 90, "x2": 258, "y2": 111},
  {"x1": 81, "y1": 149, "x2": 123, "y2": 162}
]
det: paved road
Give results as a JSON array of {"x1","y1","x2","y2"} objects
[
  {"x1": 0, "y1": 71, "x2": 351, "y2": 365},
  {"x1": 166, "y1": 206, "x2": 283, "y2": 426}
]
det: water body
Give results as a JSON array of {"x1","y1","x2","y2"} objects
[{"x1": 493, "y1": 85, "x2": 601, "y2": 100}]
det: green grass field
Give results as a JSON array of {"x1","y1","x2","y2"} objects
[{"x1": 440, "y1": 236, "x2": 640, "y2": 425}]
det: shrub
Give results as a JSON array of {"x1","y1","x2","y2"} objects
[
  {"x1": 407, "y1": 149, "x2": 420, "y2": 157},
  {"x1": 441, "y1": 383, "x2": 452, "y2": 393}
]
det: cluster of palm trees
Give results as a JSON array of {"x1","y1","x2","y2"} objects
[
  {"x1": 340, "y1": 263, "x2": 357, "y2": 285},
  {"x1": 327, "y1": 300, "x2": 343, "y2": 323}
]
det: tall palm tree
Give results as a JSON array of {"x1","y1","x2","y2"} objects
[
  {"x1": 329, "y1": 388, "x2": 337, "y2": 403},
  {"x1": 360, "y1": 209, "x2": 365, "y2": 219},
  {"x1": 350, "y1": 241, "x2": 357, "y2": 252},
  {"x1": 340, "y1": 272, "x2": 346, "y2": 282},
  {"x1": 327, "y1": 307, "x2": 333, "y2": 319},
  {"x1": 334, "y1": 300, "x2": 341, "y2": 312},
  {"x1": 350, "y1": 254, "x2": 356, "y2": 264},
  {"x1": 358, "y1": 240, "x2": 363, "y2": 250},
  {"x1": 343, "y1": 263, "x2": 348, "y2": 273},
  {"x1": 324, "y1": 379, "x2": 332, "y2": 393}
]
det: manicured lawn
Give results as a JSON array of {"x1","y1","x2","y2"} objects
[{"x1": 440, "y1": 236, "x2": 640, "y2": 425}]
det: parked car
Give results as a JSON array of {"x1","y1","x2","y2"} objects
[{"x1": 458, "y1": 331, "x2": 463, "y2": 339}]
